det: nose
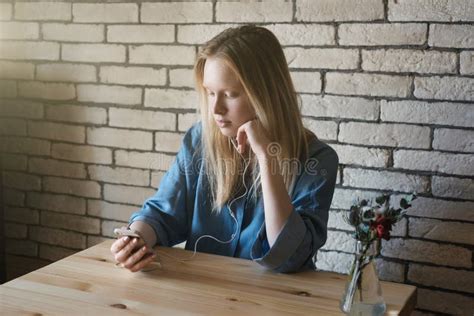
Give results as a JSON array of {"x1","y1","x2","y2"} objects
[{"x1": 212, "y1": 95, "x2": 227, "y2": 115}]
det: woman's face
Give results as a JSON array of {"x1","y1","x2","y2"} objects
[{"x1": 203, "y1": 57, "x2": 256, "y2": 138}]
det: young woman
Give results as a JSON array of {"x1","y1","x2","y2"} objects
[{"x1": 110, "y1": 25, "x2": 339, "y2": 273}]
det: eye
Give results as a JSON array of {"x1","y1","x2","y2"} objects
[
  {"x1": 207, "y1": 90, "x2": 215, "y2": 97},
  {"x1": 225, "y1": 92, "x2": 238, "y2": 98}
]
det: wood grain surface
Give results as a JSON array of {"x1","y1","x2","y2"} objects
[{"x1": 0, "y1": 240, "x2": 416, "y2": 315}]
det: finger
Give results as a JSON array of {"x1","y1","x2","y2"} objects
[
  {"x1": 115, "y1": 237, "x2": 139, "y2": 263},
  {"x1": 123, "y1": 245, "x2": 149, "y2": 269},
  {"x1": 110, "y1": 236, "x2": 130, "y2": 254},
  {"x1": 236, "y1": 129, "x2": 246, "y2": 153},
  {"x1": 130, "y1": 253, "x2": 157, "y2": 273}
]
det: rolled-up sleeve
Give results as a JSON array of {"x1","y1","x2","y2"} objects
[
  {"x1": 129, "y1": 123, "x2": 201, "y2": 248},
  {"x1": 251, "y1": 144, "x2": 339, "y2": 273}
]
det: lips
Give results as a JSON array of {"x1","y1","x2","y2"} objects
[{"x1": 216, "y1": 119, "x2": 231, "y2": 123}]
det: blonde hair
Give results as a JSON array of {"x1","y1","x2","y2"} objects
[{"x1": 194, "y1": 25, "x2": 316, "y2": 213}]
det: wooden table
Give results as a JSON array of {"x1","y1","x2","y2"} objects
[{"x1": 0, "y1": 240, "x2": 416, "y2": 315}]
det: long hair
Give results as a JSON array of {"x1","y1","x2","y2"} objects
[{"x1": 194, "y1": 25, "x2": 316, "y2": 213}]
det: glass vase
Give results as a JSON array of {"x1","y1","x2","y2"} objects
[{"x1": 340, "y1": 240, "x2": 386, "y2": 315}]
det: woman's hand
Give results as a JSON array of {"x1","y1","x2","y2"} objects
[
  {"x1": 110, "y1": 236, "x2": 157, "y2": 272},
  {"x1": 235, "y1": 118, "x2": 272, "y2": 160}
]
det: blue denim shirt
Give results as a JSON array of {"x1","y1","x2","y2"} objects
[{"x1": 130, "y1": 122, "x2": 339, "y2": 273}]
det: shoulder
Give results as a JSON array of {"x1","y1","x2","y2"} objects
[
  {"x1": 181, "y1": 121, "x2": 203, "y2": 152},
  {"x1": 306, "y1": 137, "x2": 339, "y2": 166}
]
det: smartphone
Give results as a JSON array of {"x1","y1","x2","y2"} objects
[{"x1": 113, "y1": 227, "x2": 147, "y2": 251}]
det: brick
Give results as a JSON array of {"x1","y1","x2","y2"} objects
[
  {"x1": 339, "y1": 23, "x2": 427, "y2": 46},
  {"x1": 5, "y1": 206, "x2": 39, "y2": 224},
  {"x1": 46, "y1": 105, "x2": 107, "y2": 125},
  {"x1": 302, "y1": 118, "x2": 338, "y2": 141},
  {"x1": 343, "y1": 168, "x2": 429, "y2": 193},
  {"x1": 155, "y1": 132, "x2": 183, "y2": 153},
  {"x1": 62, "y1": 44, "x2": 125, "y2": 63},
  {"x1": 100, "y1": 66, "x2": 166, "y2": 86},
  {"x1": 1, "y1": 153, "x2": 27, "y2": 171},
  {"x1": 382, "y1": 238, "x2": 471, "y2": 268},
  {"x1": 141, "y1": 2, "x2": 212, "y2": 23},
  {"x1": 178, "y1": 24, "x2": 235, "y2": 45},
  {"x1": 104, "y1": 184, "x2": 155, "y2": 206},
  {"x1": 393, "y1": 149, "x2": 474, "y2": 176},
  {"x1": 4, "y1": 189, "x2": 25, "y2": 207},
  {"x1": 77, "y1": 84, "x2": 141, "y2": 105},
  {"x1": 44, "y1": 177, "x2": 101, "y2": 199},
  {"x1": 433, "y1": 128, "x2": 474, "y2": 153},
  {"x1": 291, "y1": 72, "x2": 322, "y2": 94},
  {"x1": 0, "y1": 41, "x2": 59, "y2": 61},
  {"x1": 0, "y1": 118, "x2": 27, "y2": 136},
  {"x1": 87, "y1": 200, "x2": 137, "y2": 222},
  {"x1": 4, "y1": 222, "x2": 27, "y2": 239},
  {"x1": 43, "y1": 23, "x2": 104, "y2": 42},
  {"x1": 6, "y1": 254, "x2": 49, "y2": 280},
  {"x1": 321, "y1": 230, "x2": 355, "y2": 252},
  {"x1": 107, "y1": 25, "x2": 174, "y2": 43},
  {"x1": 0, "y1": 137, "x2": 51, "y2": 156},
  {"x1": 178, "y1": 113, "x2": 199, "y2": 132},
  {"x1": 15, "y1": 2, "x2": 71, "y2": 21},
  {"x1": 330, "y1": 144, "x2": 389, "y2": 168},
  {"x1": 30, "y1": 226, "x2": 85, "y2": 249},
  {"x1": 381, "y1": 100, "x2": 473, "y2": 128},
  {"x1": 129, "y1": 45, "x2": 195, "y2": 66},
  {"x1": 0, "y1": 80, "x2": 17, "y2": 98},
  {"x1": 429, "y1": 24, "x2": 474, "y2": 48},
  {"x1": 327, "y1": 210, "x2": 352, "y2": 230},
  {"x1": 408, "y1": 264, "x2": 474, "y2": 293},
  {"x1": 414, "y1": 76, "x2": 473, "y2": 101},
  {"x1": 460, "y1": 51, "x2": 474, "y2": 75},
  {"x1": 375, "y1": 259, "x2": 405, "y2": 283},
  {"x1": 115, "y1": 150, "x2": 175, "y2": 171},
  {"x1": 432, "y1": 176, "x2": 474, "y2": 200},
  {"x1": 296, "y1": 0, "x2": 383, "y2": 22},
  {"x1": 87, "y1": 127, "x2": 152, "y2": 150},
  {"x1": 29, "y1": 158, "x2": 86, "y2": 179},
  {"x1": 144, "y1": 88, "x2": 198, "y2": 109},
  {"x1": 388, "y1": 0, "x2": 473, "y2": 22},
  {"x1": 151, "y1": 171, "x2": 166, "y2": 189},
  {"x1": 87, "y1": 236, "x2": 111, "y2": 248},
  {"x1": 326, "y1": 73, "x2": 411, "y2": 98},
  {"x1": 39, "y1": 244, "x2": 77, "y2": 262},
  {"x1": 362, "y1": 49, "x2": 456, "y2": 74},
  {"x1": 417, "y1": 289, "x2": 474, "y2": 315},
  {"x1": 6, "y1": 239, "x2": 37, "y2": 257},
  {"x1": 73, "y1": 3, "x2": 138, "y2": 23},
  {"x1": 407, "y1": 196, "x2": 474, "y2": 222},
  {"x1": 301, "y1": 95, "x2": 379, "y2": 120},
  {"x1": 170, "y1": 68, "x2": 195, "y2": 88},
  {"x1": 27, "y1": 192, "x2": 85, "y2": 215},
  {"x1": 37, "y1": 63, "x2": 96, "y2": 83},
  {"x1": 28, "y1": 121, "x2": 85, "y2": 144},
  {"x1": 315, "y1": 251, "x2": 352, "y2": 274},
  {"x1": 0, "y1": 100, "x2": 43, "y2": 119},
  {"x1": 88, "y1": 165, "x2": 149, "y2": 186},
  {"x1": 102, "y1": 220, "x2": 128, "y2": 238},
  {"x1": 285, "y1": 48, "x2": 358, "y2": 70},
  {"x1": 0, "y1": 3, "x2": 12, "y2": 20},
  {"x1": 109, "y1": 108, "x2": 175, "y2": 131},
  {"x1": 18, "y1": 82, "x2": 75, "y2": 101},
  {"x1": 267, "y1": 24, "x2": 335, "y2": 46},
  {"x1": 52, "y1": 143, "x2": 112, "y2": 164},
  {"x1": 41, "y1": 211, "x2": 100, "y2": 234},
  {"x1": 0, "y1": 22, "x2": 39, "y2": 40},
  {"x1": 0, "y1": 61, "x2": 34, "y2": 80},
  {"x1": 3, "y1": 171, "x2": 41, "y2": 191},
  {"x1": 409, "y1": 217, "x2": 474, "y2": 245},
  {"x1": 217, "y1": 1, "x2": 292, "y2": 22},
  {"x1": 339, "y1": 122, "x2": 430, "y2": 148}
]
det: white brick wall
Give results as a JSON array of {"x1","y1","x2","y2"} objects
[{"x1": 1, "y1": 2, "x2": 472, "y2": 314}]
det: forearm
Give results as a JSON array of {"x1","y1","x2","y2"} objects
[{"x1": 258, "y1": 153, "x2": 293, "y2": 247}]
